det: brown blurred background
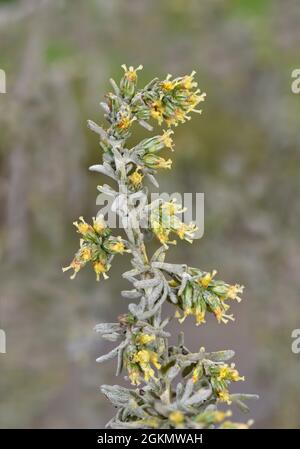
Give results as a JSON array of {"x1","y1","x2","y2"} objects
[{"x1": 0, "y1": 0, "x2": 300, "y2": 428}]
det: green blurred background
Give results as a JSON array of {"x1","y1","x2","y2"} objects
[{"x1": 0, "y1": 0, "x2": 300, "y2": 428}]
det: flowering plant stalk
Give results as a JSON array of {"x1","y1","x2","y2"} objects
[{"x1": 64, "y1": 65, "x2": 258, "y2": 429}]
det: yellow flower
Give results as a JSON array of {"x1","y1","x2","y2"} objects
[
  {"x1": 217, "y1": 389, "x2": 232, "y2": 404},
  {"x1": 150, "y1": 352, "x2": 161, "y2": 370},
  {"x1": 93, "y1": 261, "x2": 108, "y2": 281},
  {"x1": 178, "y1": 307, "x2": 192, "y2": 323},
  {"x1": 161, "y1": 74, "x2": 176, "y2": 91},
  {"x1": 200, "y1": 270, "x2": 217, "y2": 288},
  {"x1": 134, "y1": 350, "x2": 151, "y2": 364},
  {"x1": 93, "y1": 215, "x2": 106, "y2": 234},
  {"x1": 136, "y1": 333, "x2": 155, "y2": 345},
  {"x1": 162, "y1": 200, "x2": 184, "y2": 215},
  {"x1": 129, "y1": 369, "x2": 140, "y2": 385},
  {"x1": 169, "y1": 411, "x2": 185, "y2": 426},
  {"x1": 217, "y1": 365, "x2": 231, "y2": 380},
  {"x1": 176, "y1": 222, "x2": 197, "y2": 241},
  {"x1": 226, "y1": 284, "x2": 244, "y2": 302},
  {"x1": 73, "y1": 216, "x2": 91, "y2": 235},
  {"x1": 214, "y1": 306, "x2": 235, "y2": 324},
  {"x1": 157, "y1": 157, "x2": 172, "y2": 169},
  {"x1": 103, "y1": 236, "x2": 128, "y2": 255},
  {"x1": 174, "y1": 108, "x2": 188, "y2": 124},
  {"x1": 128, "y1": 169, "x2": 144, "y2": 187},
  {"x1": 62, "y1": 258, "x2": 82, "y2": 279},
  {"x1": 121, "y1": 64, "x2": 143, "y2": 82},
  {"x1": 111, "y1": 242, "x2": 125, "y2": 253},
  {"x1": 143, "y1": 366, "x2": 155, "y2": 381},
  {"x1": 80, "y1": 247, "x2": 92, "y2": 261},
  {"x1": 180, "y1": 71, "x2": 197, "y2": 90},
  {"x1": 160, "y1": 130, "x2": 174, "y2": 150},
  {"x1": 194, "y1": 309, "x2": 206, "y2": 325},
  {"x1": 117, "y1": 116, "x2": 132, "y2": 130},
  {"x1": 151, "y1": 100, "x2": 164, "y2": 124}
]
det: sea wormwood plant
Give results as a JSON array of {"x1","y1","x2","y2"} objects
[{"x1": 63, "y1": 65, "x2": 258, "y2": 429}]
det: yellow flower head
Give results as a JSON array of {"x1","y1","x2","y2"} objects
[
  {"x1": 110, "y1": 241, "x2": 126, "y2": 254},
  {"x1": 128, "y1": 168, "x2": 144, "y2": 188},
  {"x1": 151, "y1": 100, "x2": 164, "y2": 124},
  {"x1": 161, "y1": 74, "x2": 176, "y2": 91},
  {"x1": 93, "y1": 215, "x2": 106, "y2": 234},
  {"x1": 62, "y1": 258, "x2": 83, "y2": 279},
  {"x1": 80, "y1": 247, "x2": 92, "y2": 262},
  {"x1": 157, "y1": 157, "x2": 172, "y2": 169},
  {"x1": 73, "y1": 216, "x2": 91, "y2": 235},
  {"x1": 200, "y1": 270, "x2": 217, "y2": 288},
  {"x1": 129, "y1": 368, "x2": 140, "y2": 386},
  {"x1": 117, "y1": 116, "x2": 132, "y2": 130},
  {"x1": 150, "y1": 352, "x2": 161, "y2": 370},
  {"x1": 217, "y1": 389, "x2": 232, "y2": 404},
  {"x1": 214, "y1": 306, "x2": 235, "y2": 324},
  {"x1": 194, "y1": 309, "x2": 206, "y2": 325},
  {"x1": 136, "y1": 333, "x2": 155, "y2": 345},
  {"x1": 160, "y1": 129, "x2": 174, "y2": 150},
  {"x1": 178, "y1": 307, "x2": 192, "y2": 324},
  {"x1": 133, "y1": 349, "x2": 151, "y2": 364},
  {"x1": 226, "y1": 284, "x2": 244, "y2": 302},
  {"x1": 143, "y1": 366, "x2": 155, "y2": 382},
  {"x1": 93, "y1": 261, "x2": 108, "y2": 281},
  {"x1": 169, "y1": 411, "x2": 185, "y2": 426},
  {"x1": 121, "y1": 64, "x2": 143, "y2": 82},
  {"x1": 180, "y1": 71, "x2": 197, "y2": 90}
]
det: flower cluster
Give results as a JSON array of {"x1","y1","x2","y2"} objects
[
  {"x1": 63, "y1": 216, "x2": 127, "y2": 280},
  {"x1": 149, "y1": 200, "x2": 198, "y2": 246},
  {"x1": 124, "y1": 333, "x2": 162, "y2": 385},
  {"x1": 133, "y1": 71, "x2": 206, "y2": 127},
  {"x1": 191, "y1": 360, "x2": 245, "y2": 405},
  {"x1": 168, "y1": 267, "x2": 244, "y2": 325}
]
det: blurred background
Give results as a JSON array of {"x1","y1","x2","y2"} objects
[{"x1": 0, "y1": 0, "x2": 300, "y2": 428}]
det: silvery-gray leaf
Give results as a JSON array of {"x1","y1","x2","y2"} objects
[
  {"x1": 100, "y1": 102, "x2": 110, "y2": 114},
  {"x1": 166, "y1": 364, "x2": 181, "y2": 381},
  {"x1": 89, "y1": 163, "x2": 117, "y2": 180},
  {"x1": 97, "y1": 184, "x2": 118, "y2": 197},
  {"x1": 121, "y1": 289, "x2": 142, "y2": 299},
  {"x1": 87, "y1": 120, "x2": 107, "y2": 139},
  {"x1": 207, "y1": 350, "x2": 235, "y2": 362},
  {"x1": 184, "y1": 387, "x2": 212, "y2": 406},
  {"x1": 146, "y1": 173, "x2": 159, "y2": 188},
  {"x1": 138, "y1": 119, "x2": 153, "y2": 131},
  {"x1": 96, "y1": 340, "x2": 127, "y2": 363},
  {"x1": 152, "y1": 262, "x2": 187, "y2": 276},
  {"x1": 181, "y1": 378, "x2": 194, "y2": 402},
  {"x1": 94, "y1": 323, "x2": 121, "y2": 334},
  {"x1": 168, "y1": 289, "x2": 178, "y2": 304},
  {"x1": 101, "y1": 384, "x2": 131, "y2": 406},
  {"x1": 137, "y1": 285, "x2": 168, "y2": 320},
  {"x1": 133, "y1": 276, "x2": 160, "y2": 289},
  {"x1": 109, "y1": 78, "x2": 120, "y2": 95}
]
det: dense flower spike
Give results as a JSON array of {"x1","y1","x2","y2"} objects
[{"x1": 64, "y1": 65, "x2": 257, "y2": 429}]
